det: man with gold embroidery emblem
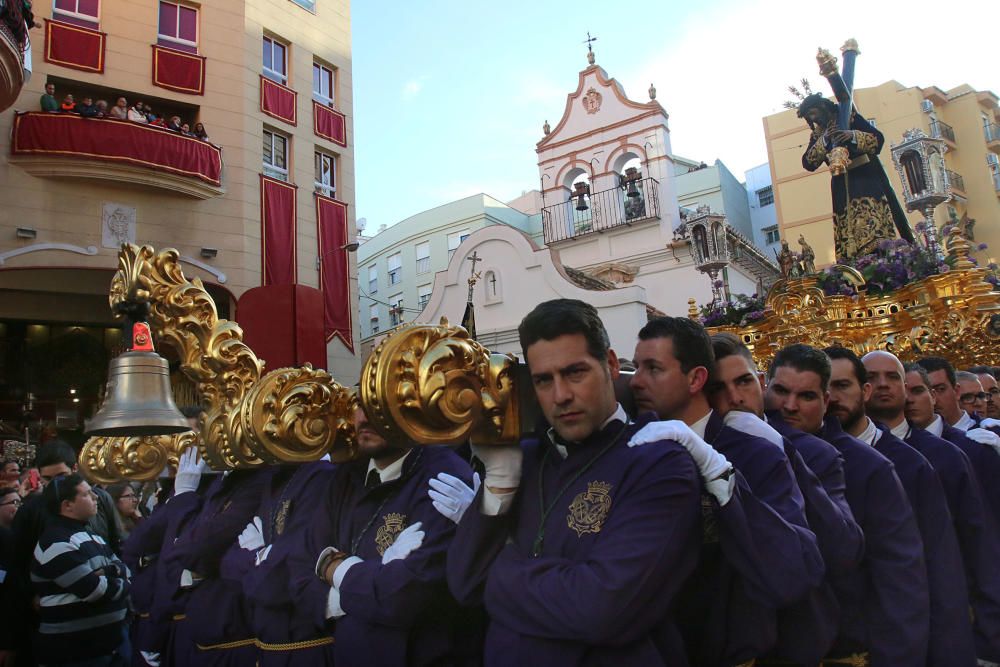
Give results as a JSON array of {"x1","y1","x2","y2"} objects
[
  {"x1": 798, "y1": 93, "x2": 914, "y2": 261},
  {"x1": 628, "y1": 317, "x2": 824, "y2": 666},
  {"x1": 294, "y1": 405, "x2": 472, "y2": 666},
  {"x1": 440, "y1": 299, "x2": 703, "y2": 666}
]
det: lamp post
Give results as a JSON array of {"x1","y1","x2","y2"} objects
[{"x1": 890, "y1": 128, "x2": 951, "y2": 260}]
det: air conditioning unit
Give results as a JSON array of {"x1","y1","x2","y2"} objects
[{"x1": 921, "y1": 100, "x2": 934, "y2": 113}]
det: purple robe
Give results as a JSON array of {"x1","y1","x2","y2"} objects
[
  {"x1": 817, "y1": 416, "x2": 929, "y2": 666},
  {"x1": 906, "y1": 424, "x2": 1000, "y2": 662},
  {"x1": 166, "y1": 468, "x2": 270, "y2": 667},
  {"x1": 241, "y1": 462, "x2": 337, "y2": 666},
  {"x1": 294, "y1": 446, "x2": 470, "y2": 667},
  {"x1": 943, "y1": 422, "x2": 1000, "y2": 528},
  {"x1": 447, "y1": 413, "x2": 702, "y2": 667}
]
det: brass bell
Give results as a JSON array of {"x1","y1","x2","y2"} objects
[{"x1": 85, "y1": 350, "x2": 190, "y2": 437}]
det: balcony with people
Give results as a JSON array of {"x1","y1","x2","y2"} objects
[{"x1": 9, "y1": 76, "x2": 224, "y2": 198}]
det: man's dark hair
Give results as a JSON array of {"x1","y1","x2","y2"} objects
[
  {"x1": 968, "y1": 365, "x2": 997, "y2": 379},
  {"x1": 711, "y1": 332, "x2": 755, "y2": 367},
  {"x1": 824, "y1": 346, "x2": 867, "y2": 385},
  {"x1": 43, "y1": 472, "x2": 85, "y2": 515},
  {"x1": 638, "y1": 317, "x2": 715, "y2": 376},
  {"x1": 797, "y1": 93, "x2": 837, "y2": 120},
  {"x1": 518, "y1": 299, "x2": 610, "y2": 362},
  {"x1": 35, "y1": 440, "x2": 77, "y2": 469},
  {"x1": 915, "y1": 356, "x2": 956, "y2": 386},
  {"x1": 1, "y1": 460, "x2": 18, "y2": 473},
  {"x1": 768, "y1": 344, "x2": 832, "y2": 390},
  {"x1": 904, "y1": 362, "x2": 932, "y2": 388}
]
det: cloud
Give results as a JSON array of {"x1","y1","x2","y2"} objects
[{"x1": 401, "y1": 77, "x2": 428, "y2": 101}]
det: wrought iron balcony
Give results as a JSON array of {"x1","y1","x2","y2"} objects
[
  {"x1": 930, "y1": 120, "x2": 956, "y2": 144},
  {"x1": 946, "y1": 169, "x2": 965, "y2": 195},
  {"x1": 541, "y1": 177, "x2": 661, "y2": 244},
  {"x1": 986, "y1": 123, "x2": 1000, "y2": 153},
  {"x1": 9, "y1": 112, "x2": 224, "y2": 198}
]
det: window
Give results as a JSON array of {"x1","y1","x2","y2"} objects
[
  {"x1": 447, "y1": 229, "x2": 470, "y2": 258},
  {"x1": 387, "y1": 253, "x2": 402, "y2": 285},
  {"x1": 389, "y1": 295, "x2": 404, "y2": 326},
  {"x1": 290, "y1": 0, "x2": 315, "y2": 10},
  {"x1": 313, "y1": 63, "x2": 335, "y2": 107},
  {"x1": 415, "y1": 241, "x2": 430, "y2": 274},
  {"x1": 764, "y1": 227, "x2": 780, "y2": 245},
  {"x1": 314, "y1": 151, "x2": 336, "y2": 197},
  {"x1": 418, "y1": 284, "x2": 432, "y2": 309},
  {"x1": 484, "y1": 270, "x2": 501, "y2": 303},
  {"x1": 262, "y1": 36, "x2": 288, "y2": 84},
  {"x1": 756, "y1": 186, "x2": 774, "y2": 207},
  {"x1": 53, "y1": 0, "x2": 99, "y2": 27},
  {"x1": 158, "y1": 1, "x2": 198, "y2": 52},
  {"x1": 263, "y1": 129, "x2": 289, "y2": 181},
  {"x1": 368, "y1": 264, "x2": 377, "y2": 293},
  {"x1": 369, "y1": 304, "x2": 379, "y2": 335}
]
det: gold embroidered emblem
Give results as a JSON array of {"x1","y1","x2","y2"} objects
[
  {"x1": 567, "y1": 481, "x2": 613, "y2": 537},
  {"x1": 374, "y1": 512, "x2": 407, "y2": 556},
  {"x1": 273, "y1": 499, "x2": 291, "y2": 537}
]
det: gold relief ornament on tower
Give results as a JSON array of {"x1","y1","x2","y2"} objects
[{"x1": 359, "y1": 319, "x2": 520, "y2": 447}]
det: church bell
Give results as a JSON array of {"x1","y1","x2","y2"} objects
[{"x1": 85, "y1": 322, "x2": 189, "y2": 437}]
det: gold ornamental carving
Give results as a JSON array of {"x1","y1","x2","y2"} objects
[{"x1": 79, "y1": 431, "x2": 196, "y2": 485}]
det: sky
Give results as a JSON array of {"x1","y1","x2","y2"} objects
[{"x1": 350, "y1": 0, "x2": 997, "y2": 234}]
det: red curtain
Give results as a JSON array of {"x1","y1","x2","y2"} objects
[
  {"x1": 11, "y1": 112, "x2": 223, "y2": 186},
  {"x1": 316, "y1": 194, "x2": 353, "y2": 351},
  {"x1": 313, "y1": 102, "x2": 346, "y2": 147},
  {"x1": 152, "y1": 45, "x2": 206, "y2": 95},
  {"x1": 260, "y1": 176, "x2": 298, "y2": 286},
  {"x1": 44, "y1": 19, "x2": 105, "y2": 73},
  {"x1": 260, "y1": 76, "x2": 297, "y2": 126}
]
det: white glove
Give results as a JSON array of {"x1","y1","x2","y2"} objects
[
  {"x1": 325, "y1": 585, "x2": 346, "y2": 619},
  {"x1": 967, "y1": 427, "x2": 1000, "y2": 452},
  {"x1": 723, "y1": 411, "x2": 784, "y2": 448},
  {"x1": 381, "y1": 522, "x2": 424, "y2": 565},
  {"x1": 629, "y1": 420, "x2": 735, "y2": 505},
  {"x1": 255, "y1": 544, "x2": 272, "y2": 566},
  {"x1": 238, "y1": 517, "x2": 265, "y2": 552},
  {"x1": 139, "y1": 651, "x2": 161, "y2": 667},
  {"x1": 979, "y1": 418, "x2": 1000, "y2": 430},
  {"x1": 471, "y1": 444, "x2": 522, "y2": 491},
  {"x1": 174, "y1": 447, "x2": 209, "y2": 495},
  {"x1": 428, "y1": 472, "x2": 481, "y2": 524},
  {"x1": 977, "y1": 659, "x2": 1000, "y2": 667}
]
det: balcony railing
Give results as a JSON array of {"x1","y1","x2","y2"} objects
[
  {"x1": 946, "y1": 169, "x2": 965, "y2": 194},
  {"x1": 9, "y1": 112, "x2": 224, "y2": 198},
  {"x1": 542, "y1": 177, "x2": 661, "y2": 244},
  {"x1": 986, "y1": 124, "x2": 1000, "y2": 151},
  {"x1": 993, "y1": 173, "x2": 1000, "y2": 193},
  {"x1": 930, "y1": 120, "x2": 956, "y2": 144}
]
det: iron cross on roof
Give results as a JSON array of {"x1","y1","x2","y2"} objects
[
  {"x1": 466, "y1": 251, "x2": 482, "y2": 301},
  {"x1": 583, "y1": 31, "x2": 597, "y2": 53}
]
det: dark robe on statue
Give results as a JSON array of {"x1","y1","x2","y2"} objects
[
  {"x1": 871, "y1": 423, "x2": 975, "y2": 667},
  {"x1": 242, "y1": 461, "x2": 336, "y2": 666},
  {"x1": 295, "y1": 446, "x2": 471, "y2": 667},
  {"x1": 802, "y1": 112, "x2": 913, "y2": 261},
  {"x1": 447, "y1": 412, "x2": 703, "y2": 667},
  {"x1": 816, "y1": 416, "x2": 929, "y2": 666},
  {"x1": 674, "y1": 411, "x2": 824, "y2": 666},
  {"x1": 906, "y1": 425, "x2": 1000, "y2": 663}
]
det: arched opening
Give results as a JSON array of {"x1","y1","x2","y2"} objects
[
  {"x1": 693, "y1": 226, "x2": 709, "y2": 263},
  {"x1": 563, "y1": 167, "x2": 592, "y2": 234},
  {"x1": 900, "y1": 149, "x2": 926, "y2": 195},
  {"x1": 484, "y1": 270, "x2": 501, "y2": 303}
]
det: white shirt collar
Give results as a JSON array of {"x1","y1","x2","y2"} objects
[
  {"x1": 928, "y1": 414, "x2": 945, "y2": 437},
  {"x1": 549, "y1": 403, "x2": 629, "y2": 460},
  {"x1": 889, "y1": 418, "x2": 910, "y2": 441},
  {"x1": 953, "y1": 411, "x2": 975, "y2": 432},
  {"x1": 858, "y1": 417, "x2": 883, "y2": 446},
  {"x1": 366, "y1": 450, "x2": 410, "y2": 484},
  {"x1": 690, "y1": 409, "x2": 713, "y2": 440}
]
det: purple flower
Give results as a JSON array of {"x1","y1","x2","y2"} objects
[
  {"x1": 713, "y1": 280, "x2": 724, "y2": 289},
  {"x1": 978, "y1": 242, "x2": 989, "y2": 251}
]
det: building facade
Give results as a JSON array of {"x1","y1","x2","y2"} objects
[
  {"x1": 744, "y1": 162, "x2": 781, "y2": 258},
  {"x1": 0, "y1": 0, "x2": 357, "y2": 434},
  {"x1": 764, "y1": 80, "x2": 1000, "y2": 267}
]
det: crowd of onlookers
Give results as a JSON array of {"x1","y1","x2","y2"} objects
[{"x1": 38, "y1": 82, "x2": 210, "y2": 141}]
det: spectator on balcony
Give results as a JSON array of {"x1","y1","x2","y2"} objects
[
  {"x1": 59, "y1": 94, "x2": 75, "y2": 112},
  {"x1": 39, "y1": 82, "x2": 58, "y2": 112},
  {"x1": 109, "y1": 97, "x2": 128, "y2": 120},
  {"x1": 180, "y1": 122, "x2": 194, "y2": 137},
  {"x1": 74, "y1": 96, "x2": 98, "y2": 117},
  {"x1": 127, "y1": 101, "x2": 148, "y2": 123},
  {"x1": 193, "y1": 122, "x2": 209, "y2": 140},
  {"x1": 166, "y1": 115, "x2": 183, "y2": 132},
  {"x1": 94, "y1": 99, "x2": 108, "y2": 118},
  {"x1": 143, "y1": 103, "x2": 156, "y2": 123}
]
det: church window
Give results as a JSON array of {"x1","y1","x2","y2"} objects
[
  {"x1": 158, "y1": 1, "x2": 198, "y2": 52},
  {"x1": 263, "y1": 129, "x2": 289, "y2": 181},
  {"x1": 416, "y1": 242, "x2": 430, "y2": 274},
  {"x1": 484, "y1": 270, "x2": 501, "y2": 303},
  {"x1": 387, "y1": 253, "x2": 402, "y2": 285},
  {"x1": 263, "y1": 35, "x2": 288, "y2": 84},
  {"x1": 756, "y1": 186, "x2": 774, "y2": 207}
]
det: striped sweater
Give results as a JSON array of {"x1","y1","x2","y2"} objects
[{"x1": 31, "y1": 515, "x2": 130, "y2": 664}]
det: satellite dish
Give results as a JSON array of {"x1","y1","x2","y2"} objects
[{"x1": 356, "y1": 217, "x2": 367, "y2": 232}]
